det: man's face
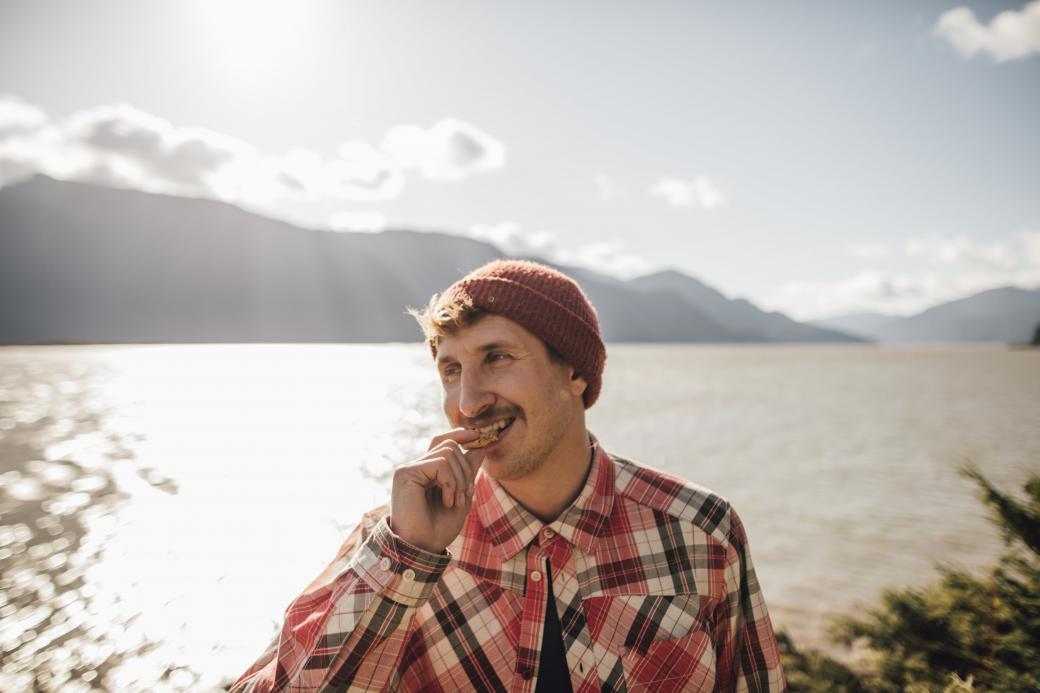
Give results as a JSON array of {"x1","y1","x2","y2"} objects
[{"x1": 436, "y1": 314, "x2": 586, "y2": 482}]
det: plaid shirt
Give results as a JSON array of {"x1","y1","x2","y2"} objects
[{"x1": 231, "y1": 439, "x2": 786, "y2": 692}]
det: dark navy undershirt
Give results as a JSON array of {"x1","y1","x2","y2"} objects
[{"x1": 535, "y1": 561, "x2": 573, "y2": 692}]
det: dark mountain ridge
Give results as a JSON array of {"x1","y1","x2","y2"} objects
[{"x1": 0, "y1": 176, "x2": 865, "y2": 344}]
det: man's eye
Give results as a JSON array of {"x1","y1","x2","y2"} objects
[
  {"x1": 442, "y1": 367, "x2": 460, "y2": 380},
  {"x1": 488, "y1": 353, "x2": 511, "y2": 363}
]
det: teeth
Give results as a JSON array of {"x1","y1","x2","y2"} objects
[{"x1": 475, "y1": 418, "x2": 512, "y2": 434}]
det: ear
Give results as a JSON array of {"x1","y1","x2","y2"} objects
[{"x1": 568, "y1": 369, "x2": 588, "y2": 398}]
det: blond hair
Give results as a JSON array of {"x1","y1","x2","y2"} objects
[
  {"x1": 407, "y1": 293, "x2": 489, "y2": 344},
  {"x1": 408, "y1": 293, "x2": 565, "y2": 363}
]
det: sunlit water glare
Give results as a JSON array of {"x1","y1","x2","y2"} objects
[{"x1": 0, "y1": 344, "x2": 1037, "y2": 691}]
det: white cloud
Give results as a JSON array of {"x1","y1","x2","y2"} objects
[
  {"x1": 0, "y1": 95, "x2": 409, "y2": 213},
  {"x1": 567, "y1": 240, "x2": 651, "y2": 278},
  {"x1": 648, "y1": 175, "x2": 726, "y2": 209},
  {"x1": 770, "y1": 231, "x2": 1040, "y2": 320},
  {"x1": 0, "y1": 107, "x2": 83, "y2": 187},
  {"x1": 327, "y1": 210, "x2": 388, "y2": 233},
  {"x1": 469, "y1": 222, "x2": 650, "y2": 279},
  {"x1": 382, "y1": 118, "x2": 505, "y2": 182},
  {"x1": 933, "y1": 1, "x2": 1040, "y2": 62},
  {"x1": 63, "y1": 102, "x2": 250, "y2": 195},
  {"x1": 766, "y1": 271, "x2": 948, "y2": 321},
  {"x1": 0, "y1": 136, "x2": 46, "y2": 188},
  {"x1": 904, "y1": 233, "x2": 1019, "y2": 271},
  {"x1": 331, "y1": 142, "x2": 405, "y2": 199},
  {"x1": 0, "y1": 99, "x2": 508, "y2": 231},
  {"x1": 263, "y1": 144, "x2": 404, "y2": 203},
  {"x1": 470, "y1": 221, "x2": 559, "y2": 258},
  {"x1": 0, "y1": 95, "x2": 47, "y2": 139},
  {"x1": 1022, "y1": 229, "x2": 1040, "y2": 268}
]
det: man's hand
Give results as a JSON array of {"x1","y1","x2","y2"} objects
[{"x1": 389, "y1": 429, "x2": 486, "y2": 553}]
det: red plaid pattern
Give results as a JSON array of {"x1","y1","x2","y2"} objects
[{"x1": 231, "y1": 440, "x2": 787, "y2": 692}]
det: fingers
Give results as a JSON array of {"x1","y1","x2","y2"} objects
[
  {"x1": 409, "y1": 445, "x2": 476, "y2": 510},
  {"x1": 442, "y1": 446, "x2": 468, "y2": 508},
  {"x1": 440, "y1": 441, "x2": 480, "y2": 507},
  {"x1": 432, "y1": 439, "x2": 474, "y2": 481},
  {"x1": 428, "y1": 427, "x2": 480, "y2": 451},
  {"x1": 403, "y1": 430, "x2": 487, "y2": 510},
  {"x1": 452, "y1": 445, "x2": 480, "y2": 499},
  {"x1": 417, "y1": 454, "x2": 461, "y2": 509}
]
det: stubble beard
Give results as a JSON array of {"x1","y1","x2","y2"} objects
[{"x1": 487, "y1": 386, "x2": 573, "y2": 483}]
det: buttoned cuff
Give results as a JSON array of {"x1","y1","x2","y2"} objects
[{"x1": 350, "y1": 516, "x2": 451, "y2": 606}]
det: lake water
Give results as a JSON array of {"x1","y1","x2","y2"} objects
[{"x1": 0, "y1": 344, "x2": 1037, "y2": 691}]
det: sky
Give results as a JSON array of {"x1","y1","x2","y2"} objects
[{"x1": 1, "y1": 0, "x2": 1038, "y2": 320}]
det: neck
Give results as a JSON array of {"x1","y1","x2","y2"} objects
[{"x1": 498, "y1": 428, "x2": 594, "y2": 524}]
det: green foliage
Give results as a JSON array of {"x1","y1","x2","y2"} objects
[
  {"x1": 777, "y1": 629, "x2": 869, "y2": 693},
  {"x1": 961, "y1": 465, "x2": 1040, "y2": 555},
  {"x1": 782, "y1": 465, "x2": 1040, "y2": 692}
]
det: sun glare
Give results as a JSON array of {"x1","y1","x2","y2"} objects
[{"x1": 192, "y1": 0, "x2": 323, "y2": 80}]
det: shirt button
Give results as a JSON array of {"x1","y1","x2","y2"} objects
[
  {"x1": 543, "y1": 529, "x2": 555, "y2": 539},
  {"x1": 519, "y1": 666, "x2": 534, "y2": 679},
  {"x1": 402, "y1": 568, "x2": 416, "y2": 581},
  {"x1": 379, "y1": 556, "x2": 391, "y2": 571},
  {"x1": 530, "y1": 570, "x2": 542, "y2": 582}
]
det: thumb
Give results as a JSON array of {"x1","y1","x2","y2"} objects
[{"x1": 465, "y1": 448, "x2": 487, "y2": 474}]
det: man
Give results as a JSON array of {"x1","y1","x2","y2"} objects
[{"x1": 231, "y1": 260, "x2": 786, "y2": 692}]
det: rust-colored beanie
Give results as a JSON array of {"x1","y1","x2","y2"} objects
[{"x1": 432, "y1": 260, "x2": 606, "y2": 408}]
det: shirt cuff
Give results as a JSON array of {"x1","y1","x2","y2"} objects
[{"x1": 350, "y1": 516, "x2": 451, "y2": 606}]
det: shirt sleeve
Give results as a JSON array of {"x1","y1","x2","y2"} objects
[
  {"x1": 712, "y1": 507, "x2": 788, "y2": 692},
  {"x1": 228, "y1": 508, "x2": 451, "y2": 692}
]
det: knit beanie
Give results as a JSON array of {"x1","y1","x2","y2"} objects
[{"x1": 431, "y1": 260, "x2": 606, "y2": 408}]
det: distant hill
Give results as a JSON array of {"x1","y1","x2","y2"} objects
[
  {"x1": 811, "y1": 288, "x2": 1040, "y2": 344},
  {"x1": 629, "y1": 269, "x2": 859, "y2": 343},
  {"x1": 0, "y1": 176, "x2": 501, "y2": 343},
  {"x1": 0, "y1": 175, "x2": 864, "y2": 344},
  {"x1": 808, "y1": 313, "x2": 901, "y2": 341}
]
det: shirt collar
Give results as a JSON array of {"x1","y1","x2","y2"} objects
[{"x1": 473, "y1": 432, "x2": 615, "y2": 561}]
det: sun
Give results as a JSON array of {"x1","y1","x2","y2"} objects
[{"x1": 191, "y1": 0, "x2": 323, "y2": 82}]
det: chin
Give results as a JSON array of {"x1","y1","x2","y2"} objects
[
  {"x1": 483, "y1": 453, "x2": 540, "y2": 483},
  {"x1": 481, "y1": 455, "x2": 512, "y2": 479}
]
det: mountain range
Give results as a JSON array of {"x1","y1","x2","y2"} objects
[
  {"x1": 0, "y1": 176, "x2": 1034, "y2": 345},
  {"x1": 811, "y1": 287, "x2": 1040, "y2": 344},
  {"x1": 0, "y1": 176, "x2": 862, "y2": 345}
]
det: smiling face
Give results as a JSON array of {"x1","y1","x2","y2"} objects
[{"x1": 436, "y1": 314, "x2": 588, "y2": 482}]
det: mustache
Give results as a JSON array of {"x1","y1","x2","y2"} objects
[{"x1": 463, "y1": 409, "x2": 520, "y2": 428}]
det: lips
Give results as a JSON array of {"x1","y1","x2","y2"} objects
[{"x1": 462, "y1": 416, "x2": 516, "y2": 450}]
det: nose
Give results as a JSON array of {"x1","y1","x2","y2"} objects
[{"x1": 457, "y1": 369, "x2": 494, "y2": 420}]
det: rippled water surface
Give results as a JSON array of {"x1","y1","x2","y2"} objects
[{"x1": 1, "y1": 344, "x2": 1037, "y2": 691}]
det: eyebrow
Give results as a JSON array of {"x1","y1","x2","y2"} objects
[{"x1": 436, "y1": 341, "x2": 520, "y2": 366}]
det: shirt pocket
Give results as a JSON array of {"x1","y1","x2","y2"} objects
[
  {"x1": 621, "y1": 627, "x2": 715, "y2": 693},
  {"x1": 585, "y1": 594, "x2": 715, "y2": 691}
]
